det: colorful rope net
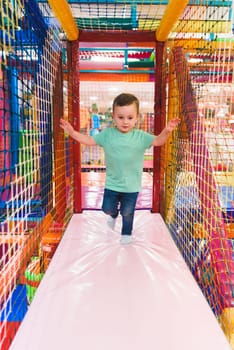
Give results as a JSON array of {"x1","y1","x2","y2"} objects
[
  {"x1": 0, "y1": 1, "x2": 74, "y2": 349},
  {"x1": 162, "y1": 2, "x2": 234, "y2": 346}
]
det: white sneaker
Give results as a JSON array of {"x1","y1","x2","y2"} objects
[
  {"x1": 107, "y1": 216, "x2": 116, "y2": 230},
  {"x1": 120, "y1": 235, "x2": 132, "y2": 245}
]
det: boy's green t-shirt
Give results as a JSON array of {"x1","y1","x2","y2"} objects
[{"x1": 93, "y1": 128, "x2": 155, "y2": 193}]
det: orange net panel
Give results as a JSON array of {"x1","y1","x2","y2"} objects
[{"x1": 163, "y1": 2, "x2": 234, "y2": 346}]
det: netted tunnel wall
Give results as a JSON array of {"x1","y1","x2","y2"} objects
[
  {"x1": 163, "y1": 6, "x2": 234, "y2": 345},
  {"x1": 0, "y1": 0, "x2": 233, "y2": 349},
  {"x1": 0, "y1": 2, "x2": 74, "y2": 349}
]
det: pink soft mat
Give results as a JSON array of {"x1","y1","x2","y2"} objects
[{"x1": 10, "y1": 211, "x2": 231, "y2": 350}]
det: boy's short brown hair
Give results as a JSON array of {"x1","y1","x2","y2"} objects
[{"x1": 112, "y1": 93, "x2": 139, "y2": 114}]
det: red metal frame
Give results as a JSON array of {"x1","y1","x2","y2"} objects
[
  {"x1": 152, "y1": 41, "x2": 165, "y2": 213},
  {"x1": 70, "y1": 41, "x2": 82, "y2": 213},
  {"x1": 78, "y1": 30, "x2": 155, "y2": 43},
  {"x1": 70, "y1": 32, "x2": 165, "y2": 212}
]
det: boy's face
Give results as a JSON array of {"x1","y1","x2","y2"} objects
[{"x1": 112, "y1": 103, "x2": 138, "y2": 133}]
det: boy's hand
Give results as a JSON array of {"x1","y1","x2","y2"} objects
[
  {"x1": 166, "y1": 118, "x2": 180, "y2": 132},
  {"x1": 60, "y1": 118, "x2": 74, "y2": 135}
]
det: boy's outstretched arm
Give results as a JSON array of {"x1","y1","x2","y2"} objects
[
  {"x1": 60, "y1": 119, "x2": 96, "y2": 146},
  {"x1": 152, "y1": 118, "x2": 180, "y2": 147}
]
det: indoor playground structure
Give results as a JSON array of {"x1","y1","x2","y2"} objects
[{"x1": 0, "y1": 0, "x2": 233, "y2": 349}]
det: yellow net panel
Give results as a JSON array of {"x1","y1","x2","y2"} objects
[{"x1": 164, "y1": 1, "x2": 234, "y2": 345}]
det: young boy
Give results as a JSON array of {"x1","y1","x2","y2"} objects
[{"x1": 60, "y1": 93, "x2": 180, "y2": 244}]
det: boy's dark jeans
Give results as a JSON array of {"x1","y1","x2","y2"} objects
[{"x1": 102, "y1": 188, "x2": 139, "y2": 235}]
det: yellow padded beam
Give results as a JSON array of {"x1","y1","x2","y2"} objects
[
  {"x1": 156, "y1": 0, "x2": 189, "y2": 42},
  {"x1": 48, "y1": 0, "x2": 79, "y2": 41}
]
